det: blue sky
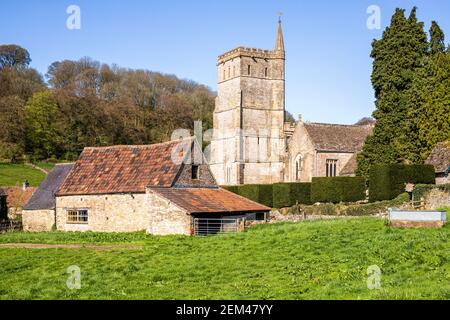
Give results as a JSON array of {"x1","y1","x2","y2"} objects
[{"x1": 2, "y1": 0, "x2": 450, "y2": 124}]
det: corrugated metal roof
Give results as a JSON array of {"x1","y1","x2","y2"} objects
[{"x1": 23, "y1": 164, "x2": 74, "y2": 210}]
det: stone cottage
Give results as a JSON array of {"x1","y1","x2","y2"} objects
[
  {"x1": 23, "y1": 138, "x2": 269, "y2": 235},
  {"x1": 209, "y1": 20, "x2": 373, "y2": 185},
  {"x1": 22, "y1": 163, "x2": 74, "y2": 231},
  {"x1": 425, "y1": 141, "x2": 450, "y2": 185}
]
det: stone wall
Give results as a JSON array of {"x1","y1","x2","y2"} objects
[
  {"x1": 285, "y1": 123, "x2": 316, "y2": 182},
  {"x1": 315, "y1": 152, "x2": 354, "y2": 177},
  {"x1": 22, "y1": 209, "x2": 55, "y2": 232},
  {"x1": 55, "y1": 192, "x2": 192, "y2": 235},
  {"x1": 436, "y1": 175, "x2": 450, "y2": 185},
  {"x1": 174, "y1": 163, "x2": 216, "y2": 187},
  {"x1": 147, "y1": 190, "x2": 192, "y2": 236},
  {"x1": 423, "y1": 188, "x2": 450, "y2": 210}
]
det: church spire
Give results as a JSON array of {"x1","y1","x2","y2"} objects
[{"x1": 275, "y1": 16, "x2": 285, "y2": 52}]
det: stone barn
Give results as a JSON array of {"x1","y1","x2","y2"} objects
[
  {"x1": 22, "y1": 164, "x2": 74, "y2": 231},
  {"x1": 23, "y1": 138, "x2": 268, "y2": 235}
]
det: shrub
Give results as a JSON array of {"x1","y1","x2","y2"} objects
[
  {"x1": 311, "y1": 177, "x2": 366, "y2": 203},
  {"x1": 273, "y1": 183, "x2": 291, "y2": 208},
  {"x1": 258, "y1": 184, "x2": 273, "y2": 208},
  {"x1": 272, "y1": 183, "x2": 312, "y2": 208},
  {"x1": 222, "y1": 182, "x2": 313, "y2": 208},
  {"x1": 290, "y1": 183, "x2": 312, "y2": 205},
  {"x1": 299, "y1": 193, "x2": 410, "y2": 216},
  {"x1": 369, "y1": 164, "x2": 436, "y2": 202},
  {"x1": 221, "y1": 185, "x2": 238, "y2": 194},
  {"x1": 237, "y1": 185, "x2": 259, "y2": 203},
  {"x1": 222, "y1": 184, "x2": 273, "y2": 207}
]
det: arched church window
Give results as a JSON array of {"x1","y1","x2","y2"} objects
[{"x1": 295, "y1": 154, "x2": 303, "y2": 181}]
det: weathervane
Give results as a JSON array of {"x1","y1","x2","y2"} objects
[{"x1": 278, "y1": 12, "x2": 283, "y2": 23}]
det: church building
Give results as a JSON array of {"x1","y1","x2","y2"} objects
[{"x1": 210, "y1": 20, "x2": 373, "y2": 185}]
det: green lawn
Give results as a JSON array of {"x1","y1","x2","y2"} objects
[
  {"x1": 0, "y1": 163, "x2": 47, "y2": 187},
  {"x1": 0, "y1": 218, "x2": 449, "y2": 300},
  {"x1": 33, "y1": 162, "x2": 56, "y2": 172}
]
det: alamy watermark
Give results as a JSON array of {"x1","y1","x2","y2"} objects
[
  {"x1": 66, "y1": 265, "x2": 81, "y2": 290},
  {"x1": 367, "y1": 265, "x2": 381, "y2": 290},
  {"x1": 66, "y1": 5, "x2": 81, "y2": 30},
  {"x1": 367, "y1": 5, "x2": 381, "y2": 30}
]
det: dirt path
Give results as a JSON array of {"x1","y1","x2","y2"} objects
[
  {"x1": 0, "y1": 243, "x2": 144, "y2": 251},
  {"x1": 25, "y1": 162, "x2": 50, "y2": 174}
]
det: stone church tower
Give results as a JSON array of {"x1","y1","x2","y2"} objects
[{"x1": 210, "y1": 21, "x2": 286, "y2": 185}]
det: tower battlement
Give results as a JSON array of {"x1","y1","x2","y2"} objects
[{"x1": 218, "y1": 46, "x2": 285, "y2": 64}]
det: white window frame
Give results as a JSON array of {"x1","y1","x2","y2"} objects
[{"x1": 66, "y1": 209, "x2": 89, "y2": 224}]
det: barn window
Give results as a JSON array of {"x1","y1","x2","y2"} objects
[
  {"x1": 67, "y1": 209, "x2": 89, "y2": 224},
  {"x1": 192, "y1": 165, "x2": 199, "y2": 180},
  {"x1": 326, "y1": 159, "x2": 338, "y2": 177}
]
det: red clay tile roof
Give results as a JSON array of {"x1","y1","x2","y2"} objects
[
  {"x1": 425, "y1": 141, "x2": 450, "y2": 173},
  {"x1": 304, "y1": 123, "x2": 373, "y2": 153},
  {"x1": 58, "y1": 139, "x2": 193, "y2": 196},
  {"x1": 5, "y1": 187, "x2": 37, "y2": 209},
  {"x1": 150, "y1": 187, "x2": 270, "y2": 214}
]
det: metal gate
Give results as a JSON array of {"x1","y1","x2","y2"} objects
[{"x1": 193, "y1": 218, "x2": 240, "y2": 236}]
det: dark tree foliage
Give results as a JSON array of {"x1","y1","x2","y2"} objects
[
  {"x1": 358, "y1": 9, "x2": 450, "y2": 178},
  {"x1": 0, "y1": 45, "x2": 31, "y2": 70},
  {"x1": 0, "y1": 51, "x2": 216, "y2": 161}
]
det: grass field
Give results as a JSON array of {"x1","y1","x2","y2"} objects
[
  {"x1": 33, "y1": 162, "x2": 56, "y2": 172},
  {"x1": 0, "y1": 163, "x2": 47, "y2": 187},
  {"x1": 0, "y1": 218, "x2": 449, "y2": 300}
]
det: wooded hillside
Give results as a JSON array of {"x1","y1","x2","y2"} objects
[{"x1": 0, "y1": 45, "x2": 215, "y2": 161}]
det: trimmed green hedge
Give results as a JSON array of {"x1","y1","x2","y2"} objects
[
  {"x1": 369, "y1": 164, "x2": 436, "y2": 202},
  {"x1": 272, "y1": 183, "x2": 291, "y2": 208},
  {"x1": 258, "y1": 184, "x2": 274, "y2": 208},
  {"x1": 222, "y1": 185, "x2": 238, "y2": 194},
  {"x1": 271, "y1": 183, "x2": 312, "y2": 208},
  {"x1": 311, "y1": 177, "x2": 366, "y2": 204},
  {"x1": 237, "y1": 185, "x2": 259, "y2": 203},
  {"x1": 222, "y1": 183, "x2": 311, "y2": 208},
  {"x1": 290, "y1": 183, "x2": 312, "y2": 206}
]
